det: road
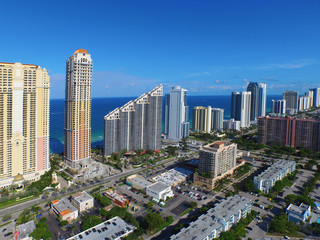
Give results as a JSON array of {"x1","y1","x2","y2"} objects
[{"x1": 0, "y1": 151, "x2": 197, "y2": 218}]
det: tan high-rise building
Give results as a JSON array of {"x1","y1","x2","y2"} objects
[
  {"x1": 192, "y1": 106, "x2": 211, "y2": 133},
  {"x1": 64, "y1": 49, "x2": 92, "y2": 167},
  {"x1": 0, "y1": 62, "x2": 50, "y2": 188}
]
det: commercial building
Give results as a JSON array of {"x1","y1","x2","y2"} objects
[
  {"x1": 67, "y1": 216, "x2": 136, "y2": 240},
  {"x1": 283, "y1": 90, "x2": 299, "y2": 115},
  {"x1": 194, "y1": 141, "x2": 240, "y2": 189},
  {"x1": 170, "y1": 195, "x2": 252, "y2": 240},
  {"x1": 126, "y1": 175, "x2": 153, "y2": 191},
  {"x1": 146, "y1": 182, "x2": 174, "y2": 201},
  {"x1": 253, "y1": 160, "x2": 296, "y2": 193},
  {"x1": 15, "y1": 220, "x2": 36, "y2": 240},
  {"x1": 258, "y1": 116, "x2": 320, "y2": 152},
  {"x1": 223, "y1": 118, "x2": 241, "y2": 131},
  {"x1": 104, "y1": 189, "x2": 129, "y2": 207},
  {"x1": 104, "y1": 85, "x2": 162, "y2": 156},
  {"x1": 231, "y1": 91, "x2": 251, "y2": 128},
  {"x1": 271, "y1": 99, "x2": 286, "y2": 116},
  {"x1": 192, "y1": 106, "x2": 211, "y2": 133},
  {"x1": 151, "y1": 168, "x2": 193, "y2": 187},
  {"x1": 286, "y1": 203, "x2": 311, "y2": 223},
  {"x1": 71, "y1": 191, "x2": 94, "y2": 212},
  {"x1": 0, "y1": 62, "x2": 50, "y2": 188},
  {"x1": 165, "y1": 86, "x2": 189, "y2": 141},
  {"x1": 311, "y1": 88, "x2": 320, "y2": 107},
  {"x1": 51, "y1": 198, "x2": 78, "y2": 223},
  {"x1": 64, "y1": 49, "x2": 93, "y2": 168},
  {"x1": 212, "y1": 108, "x2": 224, "y2": 131}
]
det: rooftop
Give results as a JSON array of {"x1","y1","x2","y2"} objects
[
  {"x1": 105, "y1": 190, "x2": 128, "y2": 203},
  {"x1": 52, "y1": 198, "x2": 77, "y2": 215},
  {"x1": 67, "y1": 216, "x2": 136, "y2": 240},
  {"x1": 15, "y1": 220, "x2": 36, "y2": 240},
  {"x1": 254, "y1": 160, "x2": 295, "y2": 181},
  {"x1": 71, "y1": 191, "x2": 93, "y2": 203},
  {"x1": 127, "y1": 175, "x2": 153, "y2": 189},
  {"x1": 171, "y1": 195, "x2": 252, "y2": 240},
  {"x1": 287, "y1": 203, "x2": 310, "y2": 216},
  {"x1": 151, "y1": 168, "x2": 193, "y2": 186},
  {"x1": 147, "y1": 182, "x2": 170, "y2": 193}
]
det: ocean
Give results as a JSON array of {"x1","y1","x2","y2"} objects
[{"x1": 50, "y1": 95, "x2": 281, "y2": 153}]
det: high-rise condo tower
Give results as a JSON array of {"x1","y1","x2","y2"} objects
[{"x1": 64, "y1": 49, "x2": 93, "y2": 167}]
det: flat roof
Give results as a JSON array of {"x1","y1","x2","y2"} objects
[
  {"x1": 67, "y1": 216, "x2": 136, "y2": 240},
  {"x1": 127, "y1": 175, "x2": 153, "y2": 188},
  {"x1": 72, "y1": 191, "x2": 93, "y2": 203},
  {"x1": 147, "y1": 182, "x2": 170, "y2": 193},
  {"x1": 254, "y1": 160, "x2": 295, "y2": 182},
  {"x1": 151, "y1": 168, "x2": 193, "y2": 186},
  {"x1": 52, "y1": 197, "x2": 77, "y2": 214},
  {"x1": 105, "y1": 190, "x2": 128, "y2": 203},
  {"x1": 16, "y1": 220, "x2": 36, "y2": 240}
]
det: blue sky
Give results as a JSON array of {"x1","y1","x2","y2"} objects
[{"x1": 0, "y1": 0, "x2": 319, "y2": 98}]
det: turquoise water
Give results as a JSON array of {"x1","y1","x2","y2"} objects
[{"x1": 50, "y1": 95, "x2": 280, "y2": 153}]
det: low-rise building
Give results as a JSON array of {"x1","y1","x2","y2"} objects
[
  {"x1": 170, "y1": 195, "x2": 252, "y2": 240},
  {"x1": 146, "y1": 182, "x2": 174, "y2": 201},
  {"x1": 151, "y1": 168, "x2": 193, "y2": 187},
  {"x1": 51, "y1": 198, "x2": 78, "y2": 223},
  {"x1": 286, "y1": 203, "x2": 311, "y2": 223},
  {"x1": 126, "y1": 175, "x2": 153, "y2": 192},
  {"x1": 253, "y1": 160, "x2": 296, "y2": 193},
  {"x1": 71, "y1": 191, "x2": 94, "y2": 213},
  {"x1": 67, "y1": 216, "x2": 136, "y2": 240},
  {"x1": 223, "y1": 118, "x2": 241, "y2": 131},
  {"x1": 105, "y1": 189, "x2": 129, "y2": 207},
  {"x1": 15, "y1": 220, "x2": 36, "y2": 240}
]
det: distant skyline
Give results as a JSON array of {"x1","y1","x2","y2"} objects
[{"x1": 0, "y1": 0, "x2": 319, "y2": 98}]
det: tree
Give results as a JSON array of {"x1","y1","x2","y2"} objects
[
  {"x1": 243, "y1": 179, "x2": 256, "y2": 192},
  {"x1": 2, "y1": 213, "x2": 11, "y2": 222},
  {"x1": 30, "y1": 220, "x2": 52, "y2": 240},
  {"x1": 167, "y1": 146, "x2": 177, "y2": 156},
  {"x1": 147, "y1": 201, "x2": 154, "y2": 208},
  {"x1": 81, "y1": 215, "x2": 102, "y2": 231},
  {"x1": 60, "y1": 220, "x2": 69, "y2": 227},
  {"x1": 190, "y1": 201, "x2": 197, "y2": 209},
  {"x1": 142, "y1": 212, "x2": 165, "y2": 231},
  {"x1": 218, "y1": 231, "x2": 236, "y2": 240}
]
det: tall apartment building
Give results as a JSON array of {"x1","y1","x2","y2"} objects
[
  {"x1": 247, "y1": 82, "x2": 266, "y2": 121},
  {"x1": 212, "y1": 108, "x2": 224, "y2": 131},
  {"x1": 104, "y1": 85, "x2": 162, "y2": 156},
  {"x1": 283, "y1": 90, "x2": 299, "y2": 115},
  {"x1": 192, "y1": 106, "x2": 211, "y2": 133},
  {"x1": 223, "y1": 118, "x2": 241, "y2": 131},
  {"x1": 164, "y1": 94, "x2": 170, "y2": 135},
  {"x1": 64, "y1": 49, "x2": 93, "y2": 168},
  {"x1": 305, "y1": 90, "x2": 314, "y2": 108},
  {"x1": 310, "y1": 88, "x2": 320, "y2": 107},
  {"x1": 298, "y1": 96, "x2": 310, "y2": 111},
  {"x1": 198, "y1": 141, "x2": 237, "y2": 177},
  {"x1": 165, "y1": 86, "x2": 189, "y2": 141},
  {"x1": 231, "y1": 91, "x2": 251, "y2": 128},
  {"x1": 0, "y1": 62, "x2": 50, "y2": 188},
  {"x1": 258, "y1": 116, "x2": 320, "y2": 152},
  {"x1": 271, "y1": 99, "x2": 286, "y2": 116}
]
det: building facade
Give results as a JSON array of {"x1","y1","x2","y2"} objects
[
  {"x1": 283, "y1": 90, "x2": 299, "y2": 115},
  {"x1": 170, "y1": 195, "x2": 252, "y2": 240},
  {"x1": 192, "y1": 106, "x2": 211, "y2": 133},
  {"x1": 223, "y1": 118, "x2": 241, "y2": 131},
  {"x1": 286, "y1": 203, "x2": 311, "y2": 223},
  {"x1": 258, "y1": 83, "x2": 267, "y2": 117},
  {"x1": 253, "y1": 160, "x2": 296, "y2": 193},
  {"x1": 0, "y1": 62, "x2": 50, "y2": 188},
  {"x1": 258, "y1": 116, "x2": 320, "y2": 152},
  {"x1": 231, "y1": 91, "x2": 251, "y2": 128},
  {"x1": 212, "y1": 108, "x2": 224, "y2": 131},
  {"x1": 311, "y1": 88, "x2": 320, "y2": 107},
  {"x1": 71, "y1": 191, "x2": 94, "y2": 212},
  {"x1": 51, "y1": 198, "x2": 79, "y2": 223},
  {"x1": 64, "y1": 49, "x2": 93, "y2": 168},
  {"x1": 146, "y1": 182, "x2": 174, "y2": 201},
  {"x1": 246, "y1": 82, "x2": 266, "y2": 121},
  {"x1": 166, "y1": 86, "x2": 189, "y2": 141},
  {"x1": 104, "y1": 85, "x2": 162, "y2": 156},
  {"x1": 271, "y1": 99, "x2": 286, "y2": 116}
]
